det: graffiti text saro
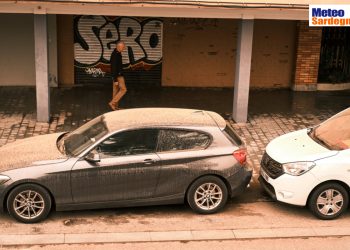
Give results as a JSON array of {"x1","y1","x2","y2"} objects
[{"x1": 74, "y1": 16, "x2": 163, "y2": 75}]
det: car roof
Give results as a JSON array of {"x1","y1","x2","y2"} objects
[{"x1": 103, "y1": 108, "x2": 226, "y2": 131}]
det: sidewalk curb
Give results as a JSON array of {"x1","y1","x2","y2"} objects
[{"x1": 1, "y1": 227, "x2": 350, "y2": 246}]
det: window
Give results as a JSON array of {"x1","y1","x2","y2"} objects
[
  {"x1": 318, "y1": 27, "x2": 350, "y2": 83},
  {"x1": 60, "y1": 116, "x2": 108, "y2": 156},
  {"x1": 311, "y1": 108, "x2": 350, "y2": 150},
  {"x1": 223, "y1": 122, "x2": 243, "y2": 146},
  {"x1": 97, "y1": 129, "x2": 159, "y2": 158},
  {"x1": 158, "y1": 129, "x2": 211, "y2": 152}
]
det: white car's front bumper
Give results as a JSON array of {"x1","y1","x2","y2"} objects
[{"x1": 259, "y1": 168, "x2": 320, "y2": 206}]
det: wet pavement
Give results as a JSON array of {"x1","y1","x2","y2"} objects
[{"x1": 0, "y1": 85, "x2": 348, "y2": 174}]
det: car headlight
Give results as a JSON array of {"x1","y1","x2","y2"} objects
[
  {"x1": 282, "y1": 162, "x2": 316, "y2": 176},
  {"x1": 0, "y1": 175, "x2": 10, "y2": 185}
]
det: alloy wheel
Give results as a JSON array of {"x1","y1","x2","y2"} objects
[
  {"x1": 316, "y1": 189, "x2": 344, "y2": 216},
  {"x1": 13, "y1": 190, "x2": 45, "y2": 220},
  {"x1": 194, "y1": 182, "x2": 223, "y2": 211}
]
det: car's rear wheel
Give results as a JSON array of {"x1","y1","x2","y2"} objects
[
  {"x1": 308, "y1": 183, "x2": 349, "y2": 220},
  {"x1": 187, "y1": 176, "x2": 228, "y2": 214},
  {"x1": 7, "y1": 184, "x2": 52, "y2": 223}
]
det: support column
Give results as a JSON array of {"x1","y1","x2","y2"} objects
[
  {"x1": 34, "y1": 14, "x2": 50, "y2": 122},
  {"x1": 232, "y1": 19, "x2": 254, "y2": 123},
  {"x1": 48, "y1": 15, "x2": 58, "y2": 87}
]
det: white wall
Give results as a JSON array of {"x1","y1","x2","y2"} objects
[
  {"x1": 0, "y1": 14, "x2": 58, "y2": 86},
  {"x1": 0, "y1": 14, "x2": 35, "y2": 86}
]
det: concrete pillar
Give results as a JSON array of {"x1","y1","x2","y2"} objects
[
  {"x1": 232, "y1": 19, "x2": 254, "y2": 123},
  {"x1": 48, "y1": 15, "x2": 58, "y2": 87},
  {"x1": 34, "y1": 14, "x2": 50, "y2": 122}
]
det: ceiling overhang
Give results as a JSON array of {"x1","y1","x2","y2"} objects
[{"x1": 0, "y1": 1, "x2": 311, "y2": 20}]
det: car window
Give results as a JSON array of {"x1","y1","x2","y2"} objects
[
  {"x1": 98, "y1": 129, "x2": 159, "y2": 158},
  {"x1": 158, "y1": 129, "x2": 211, "y2": 152},
  {"x1": 313, "y1": 108, "x2": 350, "y2": 150},
  {"x1": 223, "y1": 122, "x2": 243, "y2": 146},
  {"x1": 61, "y1": 116, "x2": 108, "y2": 156}
]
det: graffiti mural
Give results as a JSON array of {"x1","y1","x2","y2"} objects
[{"x1": 74, "y1": 16, "x2": 163, "y2": 85}]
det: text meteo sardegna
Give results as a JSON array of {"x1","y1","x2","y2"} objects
[{"x1": 311, "y1": 8, "x2": 350, "y2": 26}]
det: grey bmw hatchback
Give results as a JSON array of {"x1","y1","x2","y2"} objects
[{"x1": 0, "y1": 108, "x2": 252, "y2": 223}]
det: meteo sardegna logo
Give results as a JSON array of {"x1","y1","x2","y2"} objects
[{"x1": 309, "y1": 5, "x2": 350, "y2": 26}]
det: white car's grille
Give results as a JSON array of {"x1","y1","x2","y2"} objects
[{"x1": 261, "y1": 152, "x2": 283, "y2": 179}]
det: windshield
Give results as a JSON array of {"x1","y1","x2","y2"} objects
[
  {"x1": 58, "y1": 115, "x2": 108, "y2": 156},
  {"x1": 312, "y1": 108, "x2": 350, "y2": 150}
]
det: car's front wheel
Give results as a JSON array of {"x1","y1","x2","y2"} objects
[
  {"x1": 7, "y1": 184, "x2": 52, "y2": 223},
  {"x1": 187, "y1": 176, "x2": 228, "y2": 214},
  {"x1": 308, "y1": 183, "x2": 349, "y2": 220}
]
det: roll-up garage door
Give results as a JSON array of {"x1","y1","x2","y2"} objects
[{"x1": 74, "y1": 16, "x2": 163, "y2": 86}]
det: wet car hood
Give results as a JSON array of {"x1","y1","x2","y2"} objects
[
  {"x1": 0, "y1": 133, "x2": 68, "y2": 172},
  {"x1": 266, "y1": 129, "x2": 338, "y2": 163}
]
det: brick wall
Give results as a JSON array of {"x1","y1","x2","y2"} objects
[{"x1": 293, "y1": 21, "x2": 322, "y2": 91}]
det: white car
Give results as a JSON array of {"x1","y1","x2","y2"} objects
[{"x1": 259, "y1": 107, "x2": 350, "y2": 220}]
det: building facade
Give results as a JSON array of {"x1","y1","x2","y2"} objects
[
  {"x1": 0, "y1": 14, "x2": 307, "y2": 89},
  {"x1": 0, "y1": 0, "x2": 348, "y2": 122}
]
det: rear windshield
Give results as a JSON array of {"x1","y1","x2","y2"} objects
[{"x1": 223, "y1": 123, "x2": 243, "y2": 146}]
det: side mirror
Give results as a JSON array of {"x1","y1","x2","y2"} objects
[{"x1": 85, "y1": 151, "x2": 100, "y2": 163}]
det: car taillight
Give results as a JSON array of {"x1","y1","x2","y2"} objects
[{"x1": 233, "y1": 148, "x2": 247, "y2": 165}]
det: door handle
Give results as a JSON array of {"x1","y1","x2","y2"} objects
[{"x1": 143, "y1": 159, "x2": 156, "y2": 165}]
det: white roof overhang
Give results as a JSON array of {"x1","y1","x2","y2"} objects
[{"x1": 0, "y1": 0, "x2": 315, "y2": 20}]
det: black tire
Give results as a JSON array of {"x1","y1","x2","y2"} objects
[
  {"x1": 7, "y1": 184, "x2": 52, "y2": 223},
  {"x1": 308, "y1": 183, "x2": 349, "y2": 220},
  {"x1": 187, "y1": 175, "x2": 228, "y2": 214}
]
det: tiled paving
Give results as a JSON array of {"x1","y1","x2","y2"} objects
[
  {"x1": 231, "y1": 112, "x2": 328, "y2": 176},
  {"x1": 0, "y1": 86, "x2": 348, "y2": 176}
]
